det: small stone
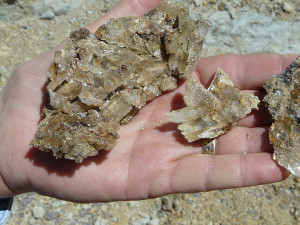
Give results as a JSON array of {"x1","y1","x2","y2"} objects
[
  {"x1": 218, "y1": 2, "x2": 226, "y2": 11},
  {"x1": 40, "y1": 10, "x2": 55, "y2": 20},
  {"x1": 128, "y1": 201, "x2": 140, "y2": 208},
  {"x1": 32, "y1": 206, "x2": 46, "y2": 219},
  {"x1": 150, "y1": 218, "x2": 160, "y2": 225},
  {"x1": 100, "y1": 205, "x2": 109, "y2": 213},
  {"x1": 95, "y1": 218, "x2": 110, "y2": 225},
  {"x1": 29, "y1": 217, "x2": 37, "y2": 225},
  {"x1": 194, "y1": 0, "x2": 202, "y2": 7},
  {"x1": 282, "y1": 3, "x2": 294, "y2": 13},
  {"x1": 45, "y1": 211, "x2": 59, "y2": 221},
  {"x1": 130, "y1": 213, "x2": 150, "y2": 225},
  {"x1": 166, "y1": 69, "x2": 260, "y2": 142},
  {"x1": 290, "y1": 207, "x2": 297, "y2": 215},
  {"x1": 161, "y1": 197, "x2": 172, "y2": 211},
  {"x1": 51, "y1": 0, "x2": 80, "y2": 16},
  {"x1": 225, "y1": 3, "x2": 236, "y2": 19}
]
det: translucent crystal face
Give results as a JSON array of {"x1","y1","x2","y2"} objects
[
  {"x1": 264, "y1": 56, "x2": 300, "y2": 176},
  {"x1": 31, "y1": 0, "x2": 211, "y2": 163},
  {"x1": 166, "y1": 69, "x2": 260, "y2": 142}
]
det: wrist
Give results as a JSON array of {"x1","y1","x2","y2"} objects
[
  {"x1": 0, "y1": 172, "x2": 15, "y2": 198},
  {"x1": 0, "y1": 89, "x2": 17, "y2": 197}
]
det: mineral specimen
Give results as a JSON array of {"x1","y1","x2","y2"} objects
[
  {"x1": 31, "y1": 0, "x2": 211, "y2": 162},
  {"x1": 263, "y1": 56, "x2": 300, "y2": 176},
  {"x1": 166, "y1": 69, "x2": 260, "y2": 142}
]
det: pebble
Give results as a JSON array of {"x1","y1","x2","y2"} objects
[
  {"x1": 32, "y1": 206, "x2": 46, "y2": 219},
  {"x1": 290, "y1": 207, "x2": 296, "y2": 215},
  {"x1": 161, "y1": 198, "x2": 172, "y2": 211},
  {"x1": 29, "y1": 217, "x2": 37, "y2": 225},
  {"x1": 282, "y1": 2, "x2": 294, "y2": 13},
  {"x1": 225, "y1": 3, "x2": 236, "y2": 19},
  {"x1": 194, "y1": 0, "x2": 202, "y2": 7},
  {"x1": 45, "y1": 211, "x2": 58, "y2": 221},
  {"x1": 100, "y1": 205, "x2": 109, "y2": 213},
  {"x1": 218, "y1": 2, "x2": 226, "y2": 11},
  {"x1": 40, "y1": 10, "x2": 55, "y2": 20},
  {"x1": 133, "y1": 213, "x2": 150, "y2": 225},
  {"x1": 128, "y1": 201, "x2": 141, "y2": 208},
  {"x1": 21, "y1": 195, "x2": 33, "y2": 207},
  {"x1": 95, "y1": 218, "x2": 110, "y2": 225},
  {"x1": 150, "y1": 217, "x2": 160, "y2": 225},
  {"x1": 142, "y1": 214, "x2": 151, "y2": 224},
  {"x1": 247, "y1": 209, "x2": 254, "y2": 215},
  {"x1": 279, "y1": 203, "x2": 287, "y2": 209},
  {"x1": 285, "y1": 188, "x2": 292, "y2": 195},
  {"x1": 52, "y1": 200, "x2": 66, "y2": 207}
]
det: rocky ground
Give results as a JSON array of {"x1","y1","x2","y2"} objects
[{"x1": 0, "y1": 0, "x2": 299, "y2": 224}]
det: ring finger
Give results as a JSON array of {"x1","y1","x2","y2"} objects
[{"x1": 211, "y1": 126, "x2": 273, "y2": 155}]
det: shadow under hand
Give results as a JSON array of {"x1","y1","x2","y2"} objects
[{"x1": 25, "y1": 147, "x2": 108, "y2": 177}]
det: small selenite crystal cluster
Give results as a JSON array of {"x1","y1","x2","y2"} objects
[
  {"x1": 264, "y1": 56, "x2": 300, "y2": 176},
  {"x1": 31, "y1": 0, "x2": 211, "y2": 162},
  {"x1": 166, "y1": 69, "x2": 260, "y2": 142}
]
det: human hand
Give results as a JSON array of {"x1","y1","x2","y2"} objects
[{"x1": 0, "y1": 0, "x2": 296, "y2": 202}]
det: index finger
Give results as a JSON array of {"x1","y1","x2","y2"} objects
[{"x1": 195, "y1": 53, "x2": 298, "y2": 90}]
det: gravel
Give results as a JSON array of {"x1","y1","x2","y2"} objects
[{"x1": 1, "y1": 0, "x2": 299, "y2": 224}]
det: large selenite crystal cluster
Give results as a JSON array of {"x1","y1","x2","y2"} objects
[
  {"x1": 264, "y1": 56, "x2": 300, "y2": 176},
  {"x1": 166, "y1": 69, "x2": 260, "y2": 142},
  {"x1": 31, "y1": 0, "x2": 211, "y2": 162}
]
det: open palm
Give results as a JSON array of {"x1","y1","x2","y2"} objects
[{"x1": 0, "y1": 0, "x2": 295, "y2": 202}]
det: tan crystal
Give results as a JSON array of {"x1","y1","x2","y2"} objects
[
  {"x1": 166, "y1": 69, "x2": 260, "y2": 142},
  {"x1": 264, "y1": 56, "x2": 300, "y2": 176},
  {"x1": 30, "y1": 0, "x2": 211, "y2": 163}
]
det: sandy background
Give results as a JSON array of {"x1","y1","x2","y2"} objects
[{"x1": 0, "y1": 0, "x2": 299, "y2": 224}]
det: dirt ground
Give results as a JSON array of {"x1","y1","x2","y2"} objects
[{"x1": 0, "y1": 0, "x2": 299, "y2": 224}]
